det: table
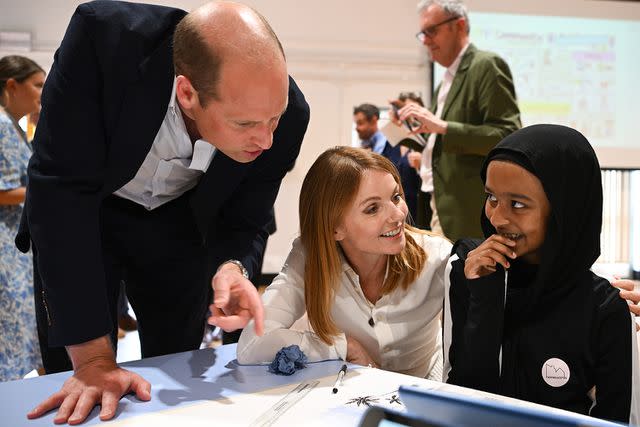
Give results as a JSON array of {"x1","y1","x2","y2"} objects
[
  {"x1": 0, "y1": 344, "x2": 629, "y2": 427},
  {"x1": 1, "y1": 344, "x2": 424, "y2": 426}
]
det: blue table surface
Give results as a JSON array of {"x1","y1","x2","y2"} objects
[{"x1": 0, "y1": 344, "x2": 347, "y2": 426}]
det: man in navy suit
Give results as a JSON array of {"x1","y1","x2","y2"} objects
[{"x1": 19, "y1": 1, "x2": 309, "y2": 423}]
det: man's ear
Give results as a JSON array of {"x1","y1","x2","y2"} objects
[
  {"x1": 456, "y1": 17, "x2": 467, "y2": 33},
  {"x1": 175, "y1": 75, "x2": 198, "y2": 118}
]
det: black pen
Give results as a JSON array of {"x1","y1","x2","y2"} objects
[
  {"x1": 391, "y1": 103, "x2": 427, "y2": 147},
  {"x1": 332, "y1": 364, "x2": 347, "y2": 394}
]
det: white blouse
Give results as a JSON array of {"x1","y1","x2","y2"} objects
[{"x1": 237, "y1": 231, "x2": 452, "y2": 379}]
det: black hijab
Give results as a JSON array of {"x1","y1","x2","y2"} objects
[{"x1": 479, "y1": 124, "x2": 603, "y2": 320}]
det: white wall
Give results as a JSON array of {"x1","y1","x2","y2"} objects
[{"x1": 2, "y1": 0, "x2": 639, "y2": 273}]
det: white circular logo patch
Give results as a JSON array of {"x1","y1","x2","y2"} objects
[{"x1": 541, "y1": 358, "x2": 570, "y2": 387}]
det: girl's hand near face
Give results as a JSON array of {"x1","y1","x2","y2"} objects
[
  {"x1": 346, "y1": 335, "x2": 379, "y2": 368},
  {"x1": 464, "y1": 234, "x2": 517, "y2": 279}
]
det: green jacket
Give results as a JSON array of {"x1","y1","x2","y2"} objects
[{"x1": 431, "y1": 43, "x2": 521, "y2": 241}]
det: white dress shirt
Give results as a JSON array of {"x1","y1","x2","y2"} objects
[
  {"x1": 114, "y1": 78, "x2": 216, "y2": 210},
  {"x1": 237, "y1": 231, "x2": 452, "y2": 379},
  {"x1": 420, "y1": 43, "x2": 470, "y2": 193}
]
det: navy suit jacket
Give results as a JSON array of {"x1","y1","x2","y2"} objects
[
  {"x1": 381, "y1": 142, "x2": 420, "y2": 220},
  {"x1": 17, "y1": 1, "x2": 310, "y2": 346}
]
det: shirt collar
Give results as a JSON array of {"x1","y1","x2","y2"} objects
[
  {"x1": 168, "y1": 77, "x2": 216, "y2": 172},
  {"x1": 168, "y1": 77, "x2": 179, "y2": 117},
  {"x1": 367, "y1": 130, "x2": 387, "y2": 154},
  {"x1": 446, "y1": 42, "x2": 470, "y2": 77},
  {"x1": 339, "y1": 248, "x2": 390, "y2": 284},
  {"x1": 371, "y1": 130, "x2": 385, "y2": 144}
]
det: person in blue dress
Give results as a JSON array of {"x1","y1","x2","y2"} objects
[{"x1": 0, "y1": 55, "x2": 45, "y2": 381}]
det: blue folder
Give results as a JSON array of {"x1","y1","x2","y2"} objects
[{"x1": 398, "y1": 385, "x2": 625, "y2": 427}]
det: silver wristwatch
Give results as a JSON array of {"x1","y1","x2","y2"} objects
[{"x1": 218, "y1": 259, "x2": 249, "y2": 279}]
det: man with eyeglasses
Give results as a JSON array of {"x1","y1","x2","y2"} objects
[{"x1": 395, "y1": 0, "x2": 521, "y2": 241}]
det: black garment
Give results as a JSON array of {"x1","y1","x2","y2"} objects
[
  {"x1": 36, "y1": 194, "x2": 211, "y2": 371},
  {"x1": 397, "y1": 153, "x2": 421, "y2": 223},
  {"x1": 401, "y1": 133, "x2": 431, "y2": 230},
  {"x1": 380, "y1": 142, "x2": 420, "y2": 222},
  {"x1": 416, "y1": 190, "x2": 432, "y2": 231},
  {"x1": 444, "y1": 125, "x2": 634, "y2": 423}
]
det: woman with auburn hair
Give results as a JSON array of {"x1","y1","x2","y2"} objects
[{"x1": 238, "y1": 146, "x2": 451, "y2": 379}]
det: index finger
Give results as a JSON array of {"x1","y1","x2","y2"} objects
[
  {"x1": 27, "y1": 391, "x2": 66, "y2": 419},
  {"x1": 397, "y1": 105, "x2": 416, "y2": 120},
  {"x1": 470, "y1": 239, "x2": 515, "y2": 260},
  {"x1": 485, "y1": 233, "x2": 517, "y2": 247},
  {"x1": 210, "y1": 281, "x2": 265, "y2": 336}
]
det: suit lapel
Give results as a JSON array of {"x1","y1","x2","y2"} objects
[
  {"x1": 104, "y1": 34, "x2": 175, "y2": 194},
  {"x1": 440, "y1": 44, "x2": 476, "y2": 120},
  {"x1": 431, "y1": 84, "x2": 440, "y2": 113}
]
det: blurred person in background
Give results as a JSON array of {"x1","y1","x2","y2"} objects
[
  {"x1": 0, "y1": 55, "x2": 45, "y2": 381},
  {"x1": 393, "y1": 91, "x2": 430, "y2": 229},
  {"x1": 396, "y1": 0, "x2": 521, "y2": 240}
]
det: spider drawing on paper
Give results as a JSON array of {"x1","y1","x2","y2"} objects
[
  {"x1": 345, "y1": 396, "x2": 380, "y2": 407},
  {"x1": 388, "y1": 394, "x2": 401, "y2": 405},
  {"x1": 345, "y1": 389, "x2": 403, "y2": 407}
]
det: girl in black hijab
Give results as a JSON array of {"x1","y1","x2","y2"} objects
[{"x1": 442, "y1": 124, "x2": 639, "y2": 424}]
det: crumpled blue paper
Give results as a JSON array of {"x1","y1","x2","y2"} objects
[{"x1": 268, "y1": 345, "x2": 308, "y2": 375}]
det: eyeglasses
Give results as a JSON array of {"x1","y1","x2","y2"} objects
[{"x1": 415, "y1": 16, "x2": 460, "y2": 42}]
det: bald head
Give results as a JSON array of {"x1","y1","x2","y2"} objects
[{"x1": 173, "y1": 1, "x2": 285, "y2": 105}]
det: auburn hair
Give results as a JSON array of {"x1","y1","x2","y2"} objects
[{"x1": 299, "y1": 146, "x2": 429, "y2": 344}]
